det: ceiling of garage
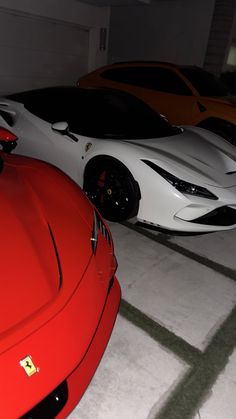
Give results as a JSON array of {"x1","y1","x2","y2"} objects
[{"x1": 77, "y1": 0, "x2": 168, "y2": 6}]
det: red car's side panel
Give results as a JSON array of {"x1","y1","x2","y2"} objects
[{"x1": 57, "y1": 277, "x2": 120, "y2": 418}]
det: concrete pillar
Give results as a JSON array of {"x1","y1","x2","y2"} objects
[{"x1": 204, "y1": 0, "x2": 236, "y2": 76}]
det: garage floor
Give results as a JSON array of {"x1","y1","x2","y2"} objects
[{"x1": 69, "y1": 221, "x2": 236, "y2": 419}]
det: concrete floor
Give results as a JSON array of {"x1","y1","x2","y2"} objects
[{"x1": 69, "y1": 221, "x2": 236, "y2": 419}]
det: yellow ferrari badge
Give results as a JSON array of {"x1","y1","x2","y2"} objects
[
  {"x1": 85, "y1": 142, "x2": 92, "y2": 152},
  {"x1": 20, "y1": 355, "x2": 37, "y2": 377}
]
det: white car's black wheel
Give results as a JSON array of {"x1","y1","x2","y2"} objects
[{"x1": 84, "y1": 158, "x2": 140, "y2": 222}]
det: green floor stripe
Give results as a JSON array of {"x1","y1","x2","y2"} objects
[
  {"x1": 156, "y1": 304, "x2": 236, "y2": 419},
  {"x1": 119, "y1": 223, "x2": 236, "y2": 418},
  {"x1": 122, "y1": 221, "x2": 236, "y2": 281},
  {"x1": 120, "y1": 299, "x2": 202, "y2": 367}
]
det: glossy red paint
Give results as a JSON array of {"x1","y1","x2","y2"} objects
[
  {"x1": 0, "y1": 126, "x2": 17, "y2": 141},
  {"x1": 0, "y1": 151, "x2": 121, "y2": 418}
]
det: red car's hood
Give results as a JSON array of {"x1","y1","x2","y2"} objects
[{"x1": 0, "y1": 164, "x2": 60, "y2": 335}]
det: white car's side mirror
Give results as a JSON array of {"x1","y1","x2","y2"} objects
[
  {"x1": 52, "y1": 121, "x2": 69, "y2": 133},
  {"x1": 51, "y1": 121, "x2": 78, "y2": 143}
]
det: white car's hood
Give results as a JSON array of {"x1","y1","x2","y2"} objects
[{"x1": 126, "y1": 127, "x2": 236, "y2": 188}]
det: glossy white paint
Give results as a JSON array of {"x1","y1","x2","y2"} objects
[{"x1": 1, "y1": 96, "x2": 236, "y2": 232}]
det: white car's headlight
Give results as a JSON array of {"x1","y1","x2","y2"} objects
[{"x1": 142, "y1": 160, "x2": 218, "y2": 200}]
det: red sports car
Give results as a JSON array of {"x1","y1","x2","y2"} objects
[{"x1": 0, "y1": 127, "x2": 121, "y2": 418}]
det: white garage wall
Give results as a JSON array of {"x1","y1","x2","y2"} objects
[
  {"x1": 108, "y1": 0, "x2": 215, "y2": 67},
  {"x1": 0, "y1": 10, "x2": 90, "y2": 94},
  {"x1": 0, "y1": 0, "x2": 110, "y2": 93}
]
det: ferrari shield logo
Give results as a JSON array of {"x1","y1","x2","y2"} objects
[
  {"x1": 20, "y1": 355, "x2": 37, "y2": 377},
  {"x1": 85, "y1": 142, "x2": 92, "y2": 152}
]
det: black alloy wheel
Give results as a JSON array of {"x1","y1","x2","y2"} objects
[{"x1": 83, "y1": 159, "x2": 140, "y2": 222}]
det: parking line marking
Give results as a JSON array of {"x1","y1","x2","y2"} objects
[
  {"x1": 120, "y1": 299, "x2": 202, "y2": 367},
  {"x1": 122, "y1": 221, "x2": 236, "y2": 281},
  {"x1": 119, "y1": 222, "x2": 236, "y2": 418}
]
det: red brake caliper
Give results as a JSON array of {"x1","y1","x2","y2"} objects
[{"x1": 97, "y1": 170, "x2": 106, "y2": 203}]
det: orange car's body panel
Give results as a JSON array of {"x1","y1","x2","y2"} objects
[{"x1": 78, "y1": 61, "x2": 236, "y2": 127}]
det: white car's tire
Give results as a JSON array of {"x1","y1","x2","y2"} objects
[{"x1": 83, "y1": 157, "x2": 140, "y2": 222}]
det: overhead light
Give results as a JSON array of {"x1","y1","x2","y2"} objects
[{"x1": 138, "y1": 0, "x2": 151, "y2": 4}]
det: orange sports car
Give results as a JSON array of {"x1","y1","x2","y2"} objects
[{"x1": 78, "y1": 61, "x2": 236, "y2": 145}]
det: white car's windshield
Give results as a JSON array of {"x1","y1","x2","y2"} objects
[{"x1": 8, "y1": 87, "x2": 181, "y2": 140}]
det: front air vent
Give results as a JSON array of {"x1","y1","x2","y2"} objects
[
  {"x1": 96, "y1": 211, "x2": 111, "y2": 246},
  {"x1": 91, "y1": 211, "x2": 98, "y2": 254},
  {"x1": 192, "y1": 206, "x2": 236, "y2": 226},
  {"x1": 0, "y1": 110, "x2": 15, "y2": 126},
  {"x1": 91, "y1": 210, "x2": 111, "y2": 254},
  {"x1": 48, "y1": 224, "x2": 63, "y2": 289},
  {"x1": 21, "y1": 380, "x2": 68, "y2": 419}
]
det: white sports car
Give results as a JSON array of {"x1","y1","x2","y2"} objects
[{"x1": 1, "y1": 86, "x2": 236, "y2": 233}]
